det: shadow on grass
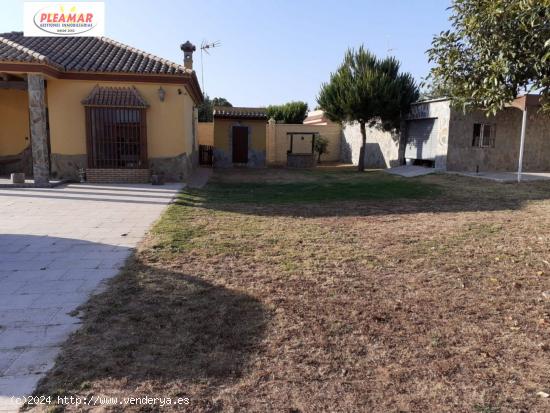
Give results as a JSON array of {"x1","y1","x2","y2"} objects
[{"x1": 34, "y1": 257, "x2": 269, "y2": 399}]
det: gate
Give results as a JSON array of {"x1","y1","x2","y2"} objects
[{"x1": 199, "y1": 145, "x2": 213, "y2": 166}]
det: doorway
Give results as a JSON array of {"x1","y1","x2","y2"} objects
[{"x1": 232, "y1": 126, "x2": 248, "y2": 163}]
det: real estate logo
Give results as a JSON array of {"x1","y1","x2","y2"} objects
[{"x1": 24, "y1": 2, "x2": 105, "y2": 37}]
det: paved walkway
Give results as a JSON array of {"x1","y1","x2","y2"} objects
[
  {"x1": 0, "y1": 183, "x2": 182, "y2": 412},
  {"x1": 384, "y1": 165, "x2": 438, "y2": 178},
  {"x1": 449, "y1": 171, "x2": 550, "y2": 182}
]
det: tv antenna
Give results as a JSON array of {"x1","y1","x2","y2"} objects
[{"x1": 200, "y1": 40, "x2": 221, "y2": 93}]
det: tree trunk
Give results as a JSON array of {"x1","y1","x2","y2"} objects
[
  {"x1": 358, "y1": 120, "x2": 366, "y2": 172},
  {"x1": 397, "y1": 112, "x2": 407, "y2": 165}
]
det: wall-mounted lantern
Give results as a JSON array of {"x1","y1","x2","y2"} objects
[{"x1": 158, "y1": 86, "x2": 166, "y2": 102}]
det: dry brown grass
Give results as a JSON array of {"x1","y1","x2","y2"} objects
[{"x1": 32, "y1": 169, "x2": 550, "y2": 412}]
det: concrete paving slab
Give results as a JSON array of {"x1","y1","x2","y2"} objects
[
  {"x1": 0, "y1": 182, "x2": 182, "y2": 411},
  {"x1": 0, "y1": 374, "x2": 46, "y2": 411},
  {"x1": 3, "y1": 347, "x2": 61, "y2": 376},
  {"x1": 0, "y1": 351, "x2": 22, "y2": 376},
  {"x1": 0, "y1": 309, "x2": 59, "y2": 328},
  {"x1": 384, "y1": 165, "x2": 438, "y2": 177},
  {"x1": 448, "y1": 171, "x2": 550, "y2": 182}
]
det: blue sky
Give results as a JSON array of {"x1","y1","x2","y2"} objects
[{"x1": 2, "y1": 0, "x2": 452, "y2": 108}]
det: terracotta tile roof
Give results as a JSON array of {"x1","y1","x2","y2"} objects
[
  {"x1": 82, "y1": 85, "x2": 149, "y2": 108},
  {"x1": 0, "y1": 31, "x2": 190, "y2": 75},
  {"x1": 213, "y1": 106, "x2": 268, "y2": 119}
]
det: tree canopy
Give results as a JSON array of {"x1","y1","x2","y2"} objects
[
  {"x1": 317, "y1": 46, "x2": 418, "y2": 170},
  {"x1": 198, "y1": 95, "x2": 232, "y2": 122},
  {"x1": 266, "y1": 101, "x2": 309, "y2": 124},
  {"x1": 427, "y1": 0, "x2": 550, "y2": 114},
  {"x1": 419, "y1": 77, "x2": 452, "y2": 101}
]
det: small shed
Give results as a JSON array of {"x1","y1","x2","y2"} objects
[{"x1": 212, "y1": 106, "x2": 267, "y2": 167}]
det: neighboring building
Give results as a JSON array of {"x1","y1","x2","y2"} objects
[
  {"x1": 0, "y1": 32, "x2": 203, "y2": 184},
  {"x1": 342, "y1": 95, "x2": 550, "y2": 173},
  {"x1": 304, "y1": 109, "x2": 336, "y2": 126},
  {"x1": 212, "y1": 106, "x2": 267, "y2": 167},
  {"x1": 405, "y1": 95, "x2": 549, "y2": 172},
  {"x1": 209, "y1": 106, "x2": 343, "y2": 168}
]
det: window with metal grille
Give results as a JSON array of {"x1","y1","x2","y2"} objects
[
  {"x1": 472, "y1": 123, "x2": 495, "y2": 148},
  {"x1": 85, "y1": 107, "x2": 148, "y2": 169}
]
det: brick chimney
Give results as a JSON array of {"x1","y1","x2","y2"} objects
[{"x1": 180, "y1": 41, "x2": 196, "y2": 70}]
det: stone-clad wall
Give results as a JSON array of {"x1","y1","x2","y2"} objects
[
  {"x1": 149, "y1": 152, "x2": 193, "y2": 181},
  {"x1": 341, "y1": 121, "x2": 401, "y2": 168},
  {"x1": 52, "y1": 152, "x2": 193, "y2": 182},
  {"x1": 447, "y1": 107, "x2": 550, "y2": 172},
  {"x1": 0, "y1": 146, "x2": 33, "y2": 177},
  {"x1": 50, "y1": 154, "x2": 87, "y2": 180}
]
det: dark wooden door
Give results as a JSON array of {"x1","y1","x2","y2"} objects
[{"x1": 232, "y1": 126, "x2": 248, "y2": 163}]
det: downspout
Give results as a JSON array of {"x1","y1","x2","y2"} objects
[{"x1": 517, "y1": 107, "x2": 528, "y2": 183}]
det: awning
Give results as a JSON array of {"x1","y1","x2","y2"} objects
[{"x1": 81, "y1": 85, "x2": 149, "y2": 108}]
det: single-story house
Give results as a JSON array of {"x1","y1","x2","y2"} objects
[
  {"x1": 212, "y1": 106, "x2": 268, "y2": 167},
  {"x1": 404, "y1": 95, "x2": 549, "y2": 172},
  {"x1": 0, "y1": 31, "x2": 203, "y2": 184},
  {"x1": 342, "y1": 95, "x2": 550, "y2": 173}
]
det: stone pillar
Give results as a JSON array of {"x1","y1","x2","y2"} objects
[
  {"x1": 28, "y1": 74, "x2": 50, "y2": 185},
  {"x1": 266, "y1": 118, "x2": 276, "y2": 164}
]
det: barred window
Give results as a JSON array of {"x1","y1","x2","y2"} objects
[{"x1": 472, "y1": 123, "x2": 495, "y2": 148}]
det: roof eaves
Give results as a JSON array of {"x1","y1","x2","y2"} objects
[{"x1": 0, "y1": 36, "x2": 65, "y2": 71}]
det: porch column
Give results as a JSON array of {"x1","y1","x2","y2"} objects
[
  {"x1": 28, "y1": 74, "x2": 50, "y2": 185},
  {"x1": 517, "y1": 107, "x2": 528, "y2": 183}
]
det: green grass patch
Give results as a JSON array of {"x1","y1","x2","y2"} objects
[{"x1": 177, "y1": 175, "x2": 441, "y2": 205}]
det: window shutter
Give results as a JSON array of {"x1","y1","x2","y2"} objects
[{"x1": 472, "y1": 124, "x2": 481, "y2": 147}]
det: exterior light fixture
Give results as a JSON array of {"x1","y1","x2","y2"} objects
[{"x1": 158, "y1": 86, "x2": 166, "y2": 102}]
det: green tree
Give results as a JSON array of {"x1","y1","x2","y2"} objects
[
  {"x1": 314, "y1": 135, "x2": 329, "y2": 163},
  {"x1": 317, "y1": 46, "x2": 418, "y2": 171},
  {"x1": 419, "y1": 77, "x2": 452, "y2": 100},
  {"x1": 212, "y1": 97, "x2": 232, "y2": 107},
  {"x1": 198, "y1": 95, "x2": 232, "y2": 122},
  {"x1": 427, "y1": 0, "x2": 550, "y2": 114},
  {"x1": 266, "y1": 101, "x2": 309, "y2": 124}
]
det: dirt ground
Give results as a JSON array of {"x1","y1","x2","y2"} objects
[{"x1": 32, "y1": 168, "x2": 550, "y2": 413}]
